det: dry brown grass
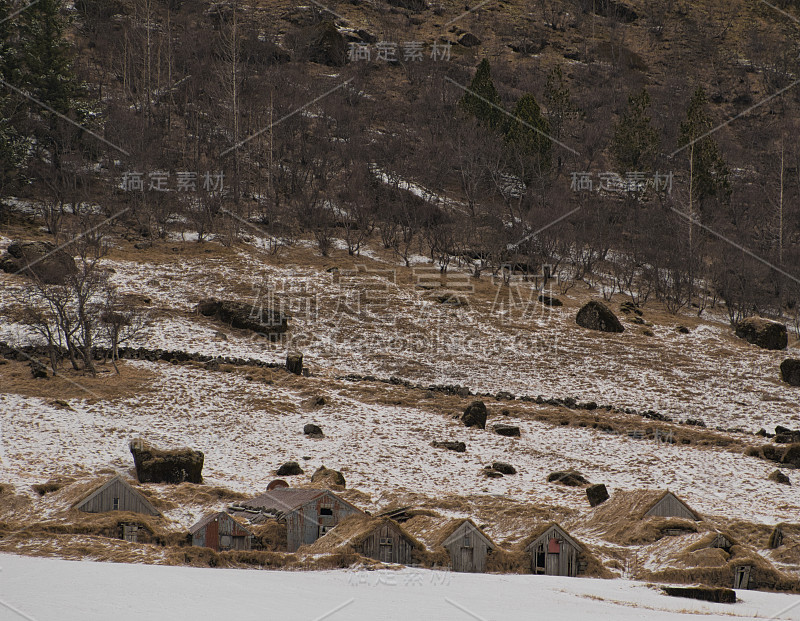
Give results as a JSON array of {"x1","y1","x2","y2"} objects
[{"x1": 0, "y1": 359, "x2": 156, "y2": 402}]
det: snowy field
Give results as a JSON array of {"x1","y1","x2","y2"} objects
[{"x1": 1, "y1": 553, "x2": 799, "y2": 621}]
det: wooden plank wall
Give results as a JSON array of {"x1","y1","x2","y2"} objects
[
  {"x1": 443, "y1": 523, "x2": 491, "y2": 573},
  {"x1": 645, "y1": 495, "x2": 695, "y2": 520},
  {"x1": 287, "y1": 495, "x2": 361, "y2": 552},
  {"x1": 356, "y1": 523, "x2": 415, "y2": 565},
  {"x1": 78, "y1": 479, "x2": 158, "y2": 515},
  {"x1": 530, "y1": 529, "x2": 579, "y2": 577}
]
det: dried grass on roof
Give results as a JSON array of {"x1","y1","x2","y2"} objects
[
  {"x1": 638, "y1": 534, "x2": 800, "y2": 591},
  {"x1": 403, "y1": 515, "x2": 465, "y2": 549},
  {"x1": 580, "y1": 490, "x2": 700, "y2": 545}
]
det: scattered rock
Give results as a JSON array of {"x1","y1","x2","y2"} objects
[
  {"x1": 493, "y1": 424, "x2": 521, "y2": 437},
  {"x1": 286, "y1": 353, "x2": 303, "y2": 375},
  {"x1": 458, "y1": 32, "x2": 481, "y2": 47},
  {"x1": 768, "y1": 469, "x2": 791, "y2": 485},
  {"x1": 538, "y1": 294, "x2": 563, "y2": 307},
  {"x1": 620, "y1": 301, "x2": 643, "y2": 316},
  {"x1": 547, "y1": 470, "x2": 589, "y2": 486},
  {"x1": 782, "y1": 444, "x2": 800, "y2": 468},
  {"x1": 306, "y1": 20, "x2": 347, "y2": 66},
  {"x1": 267, "y1": 479, "x2": 289, "y2": 491},
  {"x1": 483, "y1": 467, "x2": 504, "y2": 478},
  {"x1": 310, "y1": 465, "x2": 346, "y2": 489},
  {"x1": 129, "y1": 439, "x2": 204, "y2": 484},
  {"x1": 303, "y1": 423, "x2": 324, "y2": 438},
  {"x1": 676, "y1": 326, "x2": 690, "y2": 334},
  {"x1": 684, "y1": 418, "x2": 706, "y2": 428},
  {"x1": 780, "y1": 359, "x2": 800, "y2": 386},
  {"x1": 462, "y1": 400, "x2": 488, "y2": 429},
  {"x1": 196, "y1": 298, "x2": 288, "y2": 336},
  {"x1": 491, "y1": 461, "x2": 516, "y2": 475},
  {"x1": 495, "y1": 391, "x2": 515, "y2": 401},
  {"x1": 386, "y1": 0, "x2": 428, "y2": 11},
  {"x1": 29, "y1": 360, "x2": 48, "y2": 379},
  {"x1": 774, "y1": 426, "x2": 800, "y2": 443},
  {"x1": 431, "y1": 441, "x2": 467, "y2": 453},
  {"x1": 0, "y1": 240, "x2": 78, "y2": 284},
  {"x1": 586, "y1": 483, "x2": 610, "y2": 507},
  {"x1": 735, "y1": 317, "x2": 788, "y2": 350},
  {"x1": 575, "y1": 301, "x2": 624, "y2": 333},
  {"x1": 312, "y1": 395, "x2": 327, "y2": 407},
  {"x1": 276, "y1": 461, "x2": 304, "y2": 476},
  {"x1": 204, "y1": 359, "x2": 221, "y2": 371}
]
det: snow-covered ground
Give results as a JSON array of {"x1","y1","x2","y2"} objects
[
  {"x1": 1, "y1": 356, "x2": 798, "y2": 536},
  {"x1": 1, "y1": 553, "x2": 799, "y2": 621}
]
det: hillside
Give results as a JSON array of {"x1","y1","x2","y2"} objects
[{"x1": 2, "y1": 0, "x2": 800, "y2": 613}]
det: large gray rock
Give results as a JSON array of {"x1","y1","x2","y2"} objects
[
  {"x1": 780, "y1": 359, "x2": 800, "y2": 386},
  {"x1": 735, "y1": 317, "x2": 788, "y2": 350},
  {"x1": 432, "y1": 441, "x2": 467, "y2": 453},
  {"x1": 1, "y1": 240, "x2": 77, "y2": 284},
  {"x1": 493, "y1": 424, "x2": 521, "y2": 437},
  {"x1": 586, "y1": 483, "x2": 610, "y2": 506},
  {"x1": 575, "y1": 301, "x2": 624, "y2": 333},
  {"x1": 303, "y1": 423, "x2": 323, "y2": 438},
  {"x1": 129, "y1": 439, "x2": 204, "y2": 484},
  {"x1": 768, "y1": 469, "x2": 791, "y2": 485},
  {"x1": 491, "y1": 461, "x2": 516, "y2": 474},
  {"x1": 196, "y1": 298, "x2": 288, "y2": 336},
  {"x1": 547, "y1": 470, "x2": 589, "y2": 486},
  {"x1": 462, "y1": 401, "x2": 488, "y2": 429},
  {"x1": 276, "y1": 461, "x2": 304, "y2": 476}
]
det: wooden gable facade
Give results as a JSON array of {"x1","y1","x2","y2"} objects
[
  {"x1": 353, "y1": 519, "x2": 418, "y2": 565},
  {"x1": 441, "y1": 520, "x2": 496, "y2": 573},
  {"x1": 304, "y1": 515, "x2": 422, "y2": 566},
  {"x1": 525, "y1": 524, "x2": 582, "y2": 577},
  {"x1": 189, "y1": 512, "x2": 254, "y2": 552},
  {"x1": 644, "y1": 492, "x2": 700, "y2": 521},
  {"x1": 74, "y1": 475, "x2": 160, "y2": 516},
  {"x1": 231, "y1": 488, "x2": 364, "y2": 552}
]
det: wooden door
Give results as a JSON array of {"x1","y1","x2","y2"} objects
[
  {"x1": 546, "y1": 552, "x2": 560, "y2": 575},
  {"x1": 379, "y1": 539, "x2": 393, "y2": 563},
  {"x1": 734, "y1": 566, "x2": 751, "y2": 589},
  {"x1": 460, "y1": 546, "x2": 474, "y2": 572}
]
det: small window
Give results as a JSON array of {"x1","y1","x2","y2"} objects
[
  {"x1": 463, "y1": 535, "x2": 472, "y2": 548},
  {"x1": 112, "y1": 497, "x2": 119, "y2": 510},
  {"x1": 220, "y1": 534, "x2": 232, "y2": 549},
  {"x1": 320, "y1": 507, "x2": 333, "y2": 516},
  {"x1": 379, "y1": 538, "x2": 393, "y2": 546}
]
